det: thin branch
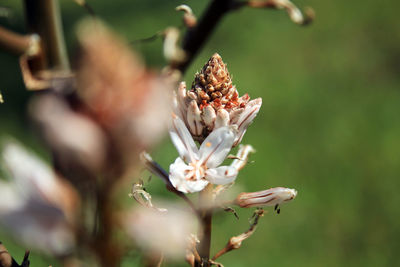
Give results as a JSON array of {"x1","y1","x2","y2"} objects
[
  {"x1": 173, "y1": 0, "x2": 313, "y2": 73},
  {"x1": 23, "y1": 0, "x2": 70, "y2": 72},
  {"x1": 212, "y1": 209, "x2": 264, "y2": 261},
  {"x1": 246, "y1": 0, "x2": 315, "y2": 25},
  {"x1": 0, "y1": 26, "x2": 40, "y2": 56},
  {"x1": 174, "y1": 0, "x2": 241, "y2": 73}
]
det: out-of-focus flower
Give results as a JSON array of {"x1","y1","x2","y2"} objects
[
  {"x1": 173, "y1": 53, "x2": 262, "y2": 146},
  {"x1": 0, "y1": 141, "x2": 79, "y2": 255},
  {"x1": 76, "y1": 19, "x2": 172, "y2": 158},
  {"x1": 124, "y1": 205, "x2": 198, "y2": 259},
  {"x1": 235, "y1": 187, "x2": 297, "y2": 208},
  {"x1": 30, "y1": 94, "x2": 107, "y2": 174},
  {"x1": 169, "y1": 114, "x2": 238, "y2": 193}
]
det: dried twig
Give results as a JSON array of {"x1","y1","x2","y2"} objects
[
  {"x1": 212, "y1": 209, "x2": 265, "y2": 260},
  {"x1": 174, "y1": 0, "x2": 313, "y2": 73},
  {"x1": 246, "y1": 0, "x2": 315, "y2": 25}
]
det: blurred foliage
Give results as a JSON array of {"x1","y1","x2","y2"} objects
[{"x1": 1, "y1": 0, "x2": 400, "y2": 266}]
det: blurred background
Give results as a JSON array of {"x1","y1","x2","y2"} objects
[{"x1": 1, "y1": 0, "x2": 400, "y2": 266}]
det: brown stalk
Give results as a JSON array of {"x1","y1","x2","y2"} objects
[
  {"x1": 0, "y1": 26, "x2": 38, "y2": 56},
  {"x1": 196, "y1": 184, "x2": 214, "y2": 266},
  {"x1": 174, "y1": 0, "x2": 243, "y2": 73}
]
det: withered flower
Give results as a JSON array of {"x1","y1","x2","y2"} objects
[
  {"x1": 76, "y1": 20, "x2": 172, "y2": 160},
  {"x1": 173, "y1": 53, "x2": 262, "y2": 145}
]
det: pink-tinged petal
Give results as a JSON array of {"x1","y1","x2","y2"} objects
[
  {"x1": 198, "y1": 126, "x2": 235, "y2": 168},
  {"x1": 177, "y1": 82, "x2": 189, "y2": 119},
  {"x1": 187, "y1": 100, "x2": 203, "y2": 136},
  {"x1": 169, "y1": 157, "x2": 209, "y2": 193},
  {"x1": 214, "y1": 109, "x2": 230, "y2": 129},
  {"x1": 173, "y1": 91, "x2": 186, "y2": 122},
  {"x1": 235, "y1": 187, "x2": 297, "y2": 208},
  {"x1": 234, "y1": 98, "x2": 262, "y2": 146},
  {"x1": 202, "y1": 105, "x2": 216, "y2": 130},
  {"x1": 205, "y1": 166, "x2": 238, "y2": 185},
  {"x1": 228, "y1": 108, "x2": 244, "y2": 125},
  {"x1": 169, "y1": 114, "x2": 198, "y2": 162}
]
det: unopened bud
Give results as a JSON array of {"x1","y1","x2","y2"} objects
[{"x1": 235, "y1": 187, "x2": 297, "y2": 208}]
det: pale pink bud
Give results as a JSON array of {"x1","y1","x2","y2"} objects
[{"x1": 235, "y1": 187, "x2": 297, "y2": 208}]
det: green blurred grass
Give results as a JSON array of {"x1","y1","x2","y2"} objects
[{"x1": 1, "y1": 0, "x2": 400, "y2": 266}]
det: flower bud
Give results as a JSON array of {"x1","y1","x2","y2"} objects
[{"x1": 235, "y1": 187, "x2": 297, "y2": 208}]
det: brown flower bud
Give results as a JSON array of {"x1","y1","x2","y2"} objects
[{"x1": 173, "y1": 54, "x2": 262, "y2": 145}]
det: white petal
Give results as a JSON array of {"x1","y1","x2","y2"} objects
[
  {"x1": 187, "y1": 100, "x2": 203, "y2": 136},
  {"x1": 169, "y1": 114, "x2": 199, "y2": 162},
  {"x1": 202, "y1": 105, "x2": 216, "y2": 130},
  {"x1": 177, "y1": 82, "x2": 188, "y2": 120},
  {"x1": 2, "y1": 142, "x2": 58, "y2": 202},
  {"x1": 214, "y1": 109, "x2": 230, "y2": 129},
  {"x1": 169, "y1": 157, "x2": 209, "y2": 193},
  {"x1": 173, "y1": 91, "x2": 186, "y2": 122},
  {"x1": 228, "y1": 108, "x2": 244, "y2": 125},
  {"x1": 234, "y1": 98, "x2": 262, "y2": 146},
  {"x1": 198, "y1": 126, "x2": 235, "y2": 168},
  {"x1": 205, "y1": 166, "x2": 238, "y2": 185}
]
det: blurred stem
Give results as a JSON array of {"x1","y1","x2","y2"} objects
[
  {"x1": 0, "y1": 26, "x2": 38, "y2": 56},
  {"x1": 175, "y1": 0, "x2": 242, "y2": 73},
  {"x1": 196, "y1": 184, "x2": 214, "y2": 266},
  {"x1": 23, "y1": 0, "x2": 70, "y2": 73}
]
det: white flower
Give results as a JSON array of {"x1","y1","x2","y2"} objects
[
  {"x1": 169, "y1": 115, "x2": 238, "y2": 193},
  {"x1": 0, "y1": 141, "x2": 78, "y2": 255}
]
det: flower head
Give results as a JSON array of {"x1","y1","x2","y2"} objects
[
  {"x1": 169, "y1": 114, "x2": 238, "y2": 193},
  {"x1": 173, "y1": 53, "x2": 262, "y2": 146}
]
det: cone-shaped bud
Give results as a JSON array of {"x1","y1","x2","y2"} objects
[
  {"x1": 173, "y1": 53, "x2": 262, "y2": 145},
  {"x1": 235, "y1": 187, "x2": 297, "y2": 208}
]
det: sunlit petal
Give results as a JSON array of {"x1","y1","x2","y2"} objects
[
  {"x1": 169, "y1": 157, "x2": 208, "y2": 193},
  {"x1": 205, "y1": 166, "x2": 238, "y2": 185},
  {"x1": 198, "y1": 126, "x2": 235, "y2": 168},
  {"x1": 169, "y1": 114, "x2": 199, "y2": 162}
]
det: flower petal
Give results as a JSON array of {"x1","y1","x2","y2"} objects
[
  {"x1": 202, "y1": 105, "x2": 216, "y2": 130},
  {"x1": 169, "y1": 157, "x2": 209, "y2": 193},
  {"x1": 198, "y1": 126, "x2": 235, "y2": 168},
  {"x1": 214, "y1": 109, "x2": 230, "y2": 129},
  {"x1": 169, "y1": 114, "x2": 199, "y2": 162},
  {"x1": 205, "y1": 166, "x2": 238, "y2": 185},
  {"x1": 187, "y1": 100, "x2": 203, "y2": 136},
  {"x1": 234, "y1": 98, "x2": 262, "y2": 146}
]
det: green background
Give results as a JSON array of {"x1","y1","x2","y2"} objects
[{"x1": 1, "y1": 0, "x2": 400, "y2": 266}]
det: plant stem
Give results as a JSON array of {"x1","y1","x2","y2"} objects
[
  {"x1": 197, "y1": 184, "x2": 214, "y2": 266},
  {"x1": 176, "y1": 0, "x2": 242, "y2": 73},
  {"x1": 23, "y1": 0, "x2": 70, "y2": 72},
  {"x1": 0, "y1": 26, "x2": 37, "y2": 56}
]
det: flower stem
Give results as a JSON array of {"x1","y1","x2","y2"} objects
[{"x1": 197, "y1": 184, "x2": 214, "y2": 266}]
